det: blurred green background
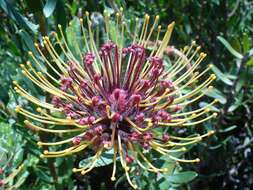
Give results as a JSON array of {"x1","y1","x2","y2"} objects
[{"x1": 0, "y1": 0, "x2": 253, "y2": 189}]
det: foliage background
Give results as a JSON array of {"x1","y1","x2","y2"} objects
[{"x1": 0, "y1": 0, "x2": 253, "y2": 189}]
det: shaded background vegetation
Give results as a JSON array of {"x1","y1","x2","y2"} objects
[{"x1": 0, "y1": 0, "x2": 253, "y2": 189}]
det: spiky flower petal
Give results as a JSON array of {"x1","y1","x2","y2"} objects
[{"x1": 14, "y1": 10, "x2": 218, "y2": 188}]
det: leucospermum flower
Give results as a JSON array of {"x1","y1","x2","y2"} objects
[{"x1": 14, "y1": 9, "x2": 218, "y2": 189}]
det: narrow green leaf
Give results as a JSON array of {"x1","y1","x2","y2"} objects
[
  {"x1": 217, "y1": 36, "x2": 243, "y2": 59},
  {"x1": 165, "y1": 171, "x2": 198, "y2": 184},
  {"x1": 247, "y1": 57, "x2": 253, "y2": 67},
  {"x1": 17, "y1": 30, "x2": 37, "y2": 53},
  {"x1": 43, "y1": 0, "x2": 57, "y2": 18},
  {"x1": 220, "y1": 125, "x2": 237, "y2": 133},
  {"x1": 0, "y1": 0, "x2": 38, "y2": 33},
  {"x1": 204, "y1": 87, "x2": 226, "y2": 104},
  {"x1": 242, "y1": 33, "x2": 250, "y2": 53},
  {"x1": 211, "y1": 65, "x2": 233, "y2": 86}
]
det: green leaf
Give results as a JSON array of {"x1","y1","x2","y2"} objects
[
  {"x1": 242, "y1": 33, "x2": 250, "y2": 53},
  {"x1": 247, "y1": 57, "x2": 253, "y2": 67},
  {"x1": 0, "y1": 83, "x2": 9, "y2": 103},
  {"x1": 204, "y1": 87, "x2": 226, "y2": 104},
  {"x1": 220, "y1": 125, "x2": 237, "y2": 133},
  {"x1": 217, "y1": 36, "x2": 243, "y2": 59},
  {"x1": 0, "y1": 0, "x2": 38, "y2": 33},
  {"x1": 165, "y1": 171, "x2": 198, "y2": 184},
  {"x1": 43, "y1": 0, "x2": 57, "y2": 18},
  {"x1": 79, "y1": 149, "x2": 114, "y2": 168},
  {"x1": 211, "y1": 65, "x2": 233, "y2": 86},
  {"x1": 17, "y1": 29, "x2": 37, "y2": 54},
  {"x1": 66, "y1": 17, "x2": 82, "y2": 61}
]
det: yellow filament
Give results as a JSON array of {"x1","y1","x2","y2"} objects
[
  {"x1": 128, "y1": 142, "x2": 160, "y2": 173},
  {"x1": 140, "y1": 14, "x2": 150, "y2": 45},
  {"x1": 173, "y1": 53, "x2": 206, "y2": 85},
  {"x1": 42, "y1": 143, "x2": 90, "y2": 158},
  {"x1": 136, "y1": 146, "x2": 168, "y2": 172},
  {"x1": 24, "y1": 120, "x2": 82, "y2": 133},
  {"x1": 168, "y1": 155, "x2": 200, "y2": 163},
  {"x1": 43, "y1": 37, "x2": 69, "y2": 75},
  {"x1": 171, "y1": 99, "x2": 218, "y2": 117},
  {"x1": 79, "y1": 18, "x2": 90, "y2": 51},
  {"x1": 170, "y1": 108, "x2": 212, "y2": 122},
  {"x1": 111, "y1": 144, "x2": 118, "y2": 181},
  {"x1": 182, "y1": 113, "x2": 217, "y2": 126},
  {"x1": 125, "y1": 117, "x2": 151, "y2": 133},
  {"x1": 16, "y1": 106, "x2": 75, "y2": 125},
  {"x1": 144, "y1": 15, "x2": 159, "y2": 47},
  {"x1": 27, "y1": 52, "x2": 60, "y2": 83},
  {"x1": 173, "y1": 74, "x2": 216, "y2": 103},
  {"x1": 118, "y1": 135, "x2": 138, "y2": 189},
  {"x1": 34, "y1": 42, "x2": 62, "y2": 77},
  {"x1": 156, "y1": 22, "x2": 175, "y2": 57},
  {"x1": 13, "y1": 83, "x2": 59, "y2": 111},
  {"x1": 73, "y1": 148, "x2": 103, "y2": 174},
  {"x1": 57, "y1": 25, "x2": 77, "y2": 62}
]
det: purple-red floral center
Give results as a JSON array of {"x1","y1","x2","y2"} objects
[{"x1": 53, "y1": 42, "x2": 175, "y2": 149}]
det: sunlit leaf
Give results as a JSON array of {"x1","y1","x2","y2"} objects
[
  {"x1": 43, "y1": 0, "x2": 57, "y2": 18},
  {"x1": 217, "y1": 36, "x2": 243, "y2": 59}
]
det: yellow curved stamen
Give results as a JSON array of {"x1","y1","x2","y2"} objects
[
  {"x1": 34, "y1": 42, "x2": 62, "y2": 77},
  {"x1": 125, "y1": 117, "x2": 153, "y2": 132},
  {"x1": 171, "y1": 99, "x2": 218, "y2": 117},
  {"x1": 156, "y1": 22, "x2": 175, "y2": 57},
  {"x1": 140, "y1": 14, "x2": 150, "y2": 45},
  {"x1": 135, "y1": 145, "x2": 168, "y2": 173},
  {"x1": 110, "y1": 143, "x2": 118, "y2": 181},
  {"x1": 118, "y1": 135, "x2": 138, "y2": 189},
  {"x1": 24, "y1": 120, "x2": 82, "y2": 133},
  {"x1": 13, "y1": 83, "x2": 59, "y2": 111},
  {"x1": 168, "y1": 155, "x2": 200, "y2": 163},
  {"x1": 144, "y1": 15, "x2": 159, "y2": 47},
  {"x1": 128, "y1": 142, "x2": 161, "y2": 173},
  {"x1": 37, "y1": 131, "x2": 88, "y2": 146}
]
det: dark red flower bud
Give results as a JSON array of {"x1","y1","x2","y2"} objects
[
  {"x1": 160, "y1": 80, "x2": 173, "y2": 89},
  {"x1": 83, "y1": 131, "x2": 93, "y2": 140},
  {"x1": 94, "y1": 125, "x2": 103, "y2": 135},
  {"x1": 91, "y1": 96, "x2": 100, "y2": 106},
  {"x1": 130, "y1": 94, "x2": 142, "y2": 105},
  {"x1": 79, "y1": 117, "x2": 89, "y2": 125},
  {"x1": 125, "y1": 155, "x2": 134, "y2": 164},
  {"x1": 143, "y1": 142, "x2": 150, "y2": 149},
  {"x1": 73, "y1": 136, "x2": 81, "y2": 145},
  {"x1": 60, "y1": 77, "x2": 72, "y2": 91},
  {"x1": 151, "y1": 68, "x2": 160, "y2": 77},
  {"x1": 94, "y1": 73, "x2": 102, "y2": 83},
  {"x1": 167, "y1": 96, "x2": 174, "y2": 104},
  {"x1": 111, "y1": 112, "x2": 122, "y2": 123},
  {"x1": 88, "y1": 116, "x2": 96, "y2": 124},
  {"x1": 141, "y1": 79, "x2": 151, "y2": 88},
  {"x1": 112, "y1": 88, "x2": 121, "y2": 100},
  {"x1": 84, "y1": 52, "x2": 95, "y2": 66},
  {"x1": 143, "y1": 132, "x2": 153, "y2": 141},
  {"x1": 162, "y1": 134, "x2": 170, "y2": 142},
  {"x1": 173, "y1": 105, "x2": 182, "y2": 112},
  {"x1": 80, "y1": 80, "x2": 88, "y2": 88},
  {"x1": 135, "y1": 112, "x2": 145, "y2": 122},
  {"x1": 130, "y1": 132, "x2": 139, "y2": 141},
  {"x1": 51, "y1": 96, "x2": 62, "y2": 108}
]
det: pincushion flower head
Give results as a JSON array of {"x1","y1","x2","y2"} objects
[{"x1": 14, "y1": 9, "x2": 218, "y2": 189}]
